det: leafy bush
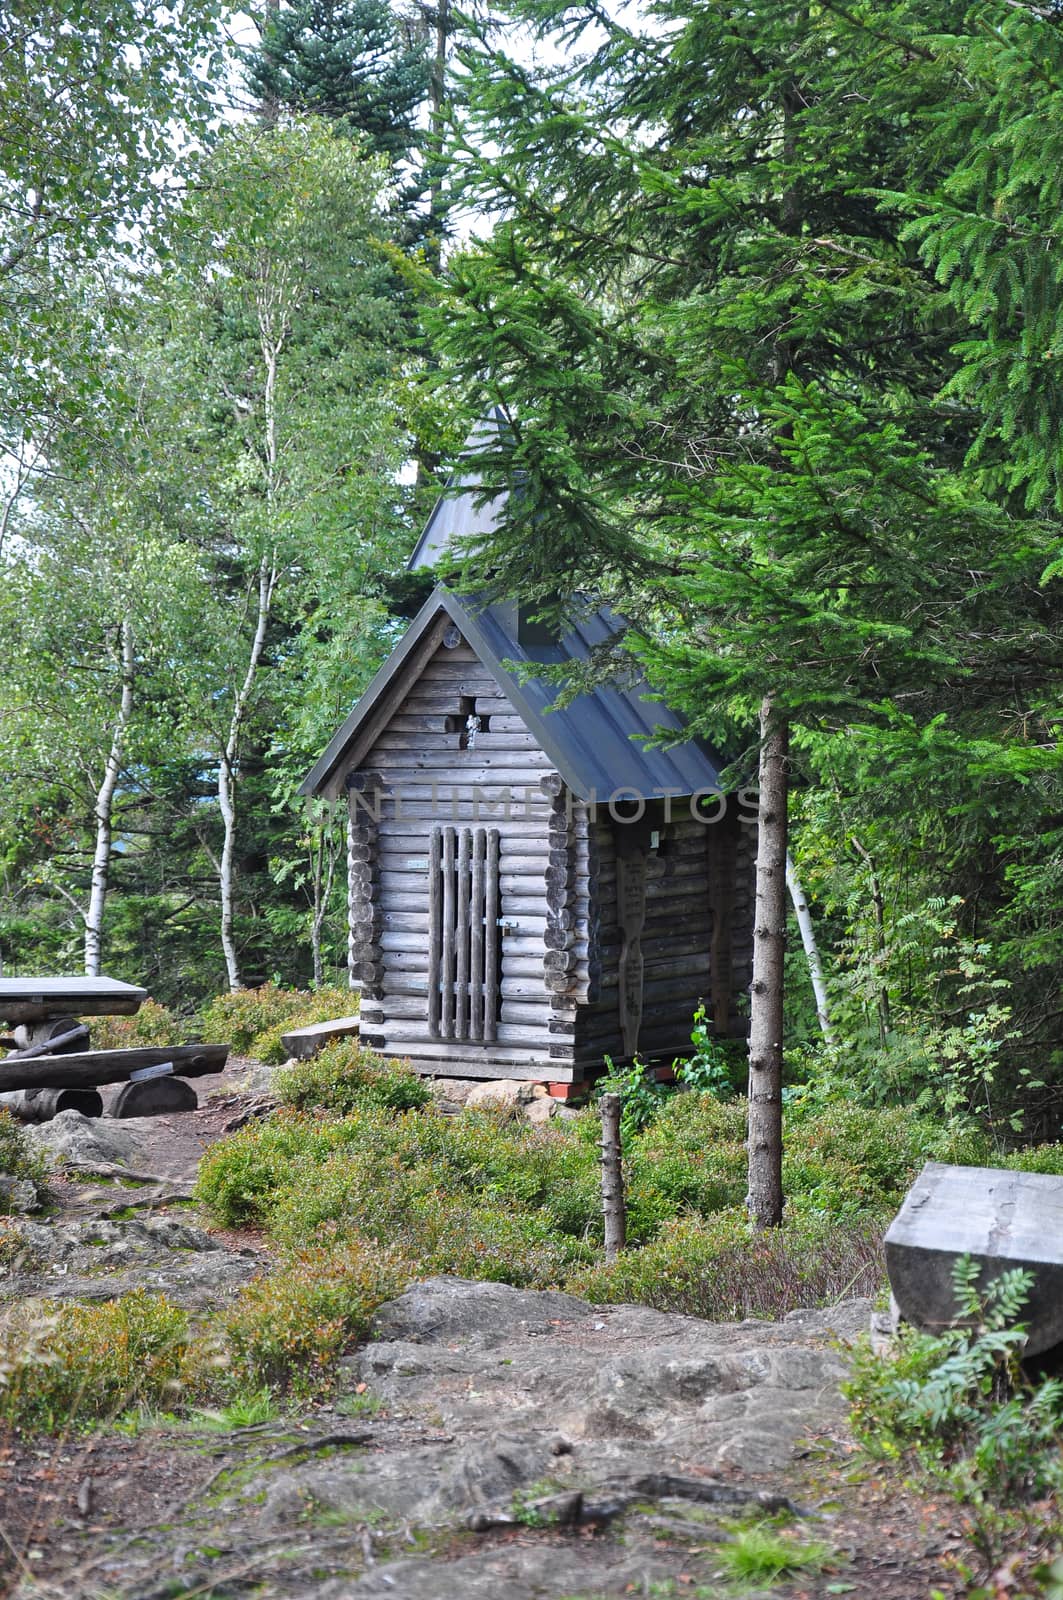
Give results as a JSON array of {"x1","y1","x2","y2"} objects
[
  {"x1": 222, "y1": 1237, "x2": 408, "y2": 1400},
  {"x1": 0, "y1": 1109, "x2": 44, "y2": 1211},
  {"x1": 0, "y1": 1290, "x2": 191, "y2": 1431},
  {"x1": 846, "y1": 1259, "x2": 1063, "y2": 1569},
  {"x1": 194, "y1": 1111, "x2": 352, "y2": 1227},
  {"x1": 88, "y1": 998, "x2": 184, "y2": 1051},
  {"x1": 572, "y1": 1209, "x2": 885, "y2": 1319},
  {"x1": 198, "y1": 984, "x2": 355, "y2": 1063},
  {"x1": 195, "y1": 1090, "x2": 1063, "y2": 1325},
  {"x1": 274, "y1": 1040, "x2": 430, "y2": 1114}
]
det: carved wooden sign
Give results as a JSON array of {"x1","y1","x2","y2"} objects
[{"x1": 616, "y1": 852, "x2": 647, "y2": 1056}]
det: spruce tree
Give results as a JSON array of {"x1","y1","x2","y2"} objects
[
  {"x1": 430, "y1": 0, "x2": 1057, "y2": 1220},
  {"x1": 247, "y1": 0, "x2": 430, "y2": 163}
]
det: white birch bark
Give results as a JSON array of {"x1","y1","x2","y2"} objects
[
  {"x1": 785, "y1": 853, "x2": 834, "y2": 1044},
  {"x1": 218, "y1": 552, "x2": 276, "y2": 992},
  {"x1": 216, "y1": 274, "x2": 285, "y2": 991},
  {"x1": 84, "y1": 617, "x2": 135, "y2": 976}
]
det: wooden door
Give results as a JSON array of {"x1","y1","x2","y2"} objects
[{"x1": 428, "y1": 825, "x2": 501, "y2": 1043}]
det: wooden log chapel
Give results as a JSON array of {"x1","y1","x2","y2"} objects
[{"x1": 301, "y1": 422, "x2": 756, "y2": 1090}]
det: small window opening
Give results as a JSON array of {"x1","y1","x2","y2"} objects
[{"x1": 444, "y1": 694, "x2": 491, "y2": 749}]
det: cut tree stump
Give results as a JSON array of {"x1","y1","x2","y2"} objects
[
  {"x1": 0, "y1": 1044, "x2": 229, "y2": 1094},
  {"x1": 109, "y1": 1076, "x2": 198, "y2": 1118},
  {"x1": 279, "y1": 1016, "x2": 360, "y2": 1060},
  {"x1": 885, "y1": 1161, "x2": 1063, "y2": 1357}
]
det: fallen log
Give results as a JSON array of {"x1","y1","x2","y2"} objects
[
  {"x1": 0, "y1": 1044, "x2": 229, "y2": 1094},
  {"x1": 109, "y1": 1076, "x2": 198, "y2": 1118},
  {"x1": 885, "y1": 1160, "x2": 1063, "y2": 1357}
]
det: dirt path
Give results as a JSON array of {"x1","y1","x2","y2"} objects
[{"x1": 0, "y1": 1074, "x2": 993, "y2": 1600}]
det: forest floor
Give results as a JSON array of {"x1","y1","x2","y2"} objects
[{"x1": 0, "y1": 1064, "x2": 1024, "y2": 1600}]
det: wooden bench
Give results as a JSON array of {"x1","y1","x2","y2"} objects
[{"x1": 280, "y1": 1015, "x2": 360, "y2": 1060}]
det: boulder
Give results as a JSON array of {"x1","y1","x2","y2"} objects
[
  {"x1": 22, "y1": 1109, "x2": 144, "y2": 1170},
  {"x1": 465, "y1": 1079, "x2": 540, "y2": 1110}
]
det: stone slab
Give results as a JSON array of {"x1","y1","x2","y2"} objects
[{"x1": 885, "y1": 1160, "x2": 1063, "y2": 1355}]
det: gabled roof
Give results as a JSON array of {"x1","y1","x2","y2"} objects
[
  {"x1": 299, "y1": 586, "x2": 725, "y2": 802},
  {"x1": 301, "y1": 413, "x2": 727, "y2": 802}
]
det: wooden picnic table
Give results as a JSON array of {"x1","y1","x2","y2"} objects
[
  {"x1": 0, "y1": 975, "x2": 147, "y2": 1030},
  {"x1": 0, "y1": 976, "x2": 228, "y2": 1116}
]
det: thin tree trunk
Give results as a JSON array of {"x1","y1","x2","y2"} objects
[
  {"x1": 785, "y1": 853, "x2": 834, "y2": 1045},
  {"x1": 600, "y1": 1092, "x2": 626, "y2": 1261},
  {"x1": 84, "y1": 618, "x2": 135, "y2": 977},
  {"x1": 310, "y1": 807, "x2": 339, "y2": 989},
  {"x1": 849, "y1": 833, "x2": 891, "y2": 1044},
  {"x1": 219, "y1": 553, "x2": 276, "y2": 992},
  {"x1": 747, "y1": 696, "x2": 788, "y2": 1229},
  {"x1": 426, "y1": 0, "x2": 450, "y2": 272}
]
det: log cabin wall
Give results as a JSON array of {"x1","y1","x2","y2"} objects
[
  {"x1": 343, "y1": 633, "x2": 577, "y2": 1081},
  {"x1": 573, "y1": 801, "x2": 754, "y2": 1069}
]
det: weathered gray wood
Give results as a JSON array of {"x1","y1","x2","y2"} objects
[
  {"x1": 0, "y1": 1044, "x2": 229, "y2": 1093},
  {"x1": 456, "y1": 827, "x2": 471, "y2": 1039},
  {"x1": 397, "y1": 1053, "x2": 575, "y2": 1083},
  {"x1": 441, "y1": 826, "x2": 457, "y2": 1040},
  {"x1": 427, "y1": 826, "x2": 443, "y2": 1038},
  {"x1": 109, "y1": 1076, "x2": 198, "y2": 1118},
  {"x1": 885, "y1": 1161, "x2": 1063, "y2": 1357},
  {"x1": 0, "y1": 976, "x2": 147, "y2": 1025},
  {"x1": 470, "y1": 828, "x2": 486, "y2": 1041},
  {"x1": 8, "y1": 1019, "x2": 91, "y2": 1059},
  {"x1": 483, "y1": 828, "x2": 500, "y2": 1043},
  {"x1": 279, "y1": 1015, "x2": 361, "y2": 1060},
  {"x1": 1, "y1": 1087, "x2": 104, "y2": 1122}
]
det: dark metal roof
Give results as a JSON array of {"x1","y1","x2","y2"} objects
[
  {"x1": 407, "y1": 412, "x2": 506, "y2": 572},
  {"x1": 301, "y1": 415, "x2": 726, "y2": 801},
  {"x1": 300, "y1": 587, "x2": 725, "y2": 802}
]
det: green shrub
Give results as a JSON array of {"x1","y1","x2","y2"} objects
[
  {"x1": 625, "y1": 1094, "x2": 748, "y2": 1236},
  {"x1": 572, "y1": 1208, "x2": 886, "y2": 1319},
  {"x1": 846, "y1": 1258, "x2": 1063, "y2": 1568},
  {"x1": 275, "y1": 1040, "x2": 430, "y2": 1115},
  {"x1": 222, "y1": 1237, "x2": 408, "y2": 1400},
  {"x1": 0, "y1": 1290, "x2": 192, "y2": 1432},
  {"x1": 198, "y1": 984, "x2": 355, "y2": 1063},
  {"x1": 0, "y1": 1109, "x2": 44, "y2": 1210},
  {"x1": 193, "y1": 1111, "x2": 352, "y2": 1227},
  {"x1": 88, "y1": 998, "x2": 184, "y2": 1051}
]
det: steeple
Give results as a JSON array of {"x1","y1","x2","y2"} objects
[{"x1": 407, "y1": 408, "x2": 508, "y2": 572}]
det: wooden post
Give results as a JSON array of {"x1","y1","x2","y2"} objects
[
  {"x1": 600, "y1": 1092, "x2": 626, "y2": 1262},
  {"x1": 747, "y1": 697, "x2": 788, "y2": 1230}
]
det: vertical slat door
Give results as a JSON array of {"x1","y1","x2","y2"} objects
[{"x1": 429, "y1": 825, "x2": 501, "y2": 1043}]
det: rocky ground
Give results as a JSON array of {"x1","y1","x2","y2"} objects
[{"x1": 0, "y1": 1063, "x2": 970, "y2": 1600}]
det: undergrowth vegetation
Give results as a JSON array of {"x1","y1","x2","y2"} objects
[
  {"x1": 198, "y1": 984, "x2": 355, "y2": 1064},
  {"x1": 193, "y1": 1040, "x2": 1022, "y2": 1319},
  {"x1": 0, "y1": 1110, "x2": 44, "y2": 1211},
  {"x1": 0, "y1": 1236, "x2": 406, "y2": 1431},
  {"x1": 847, "y1": 1259, "x2": 1063, "y2": 1583}
]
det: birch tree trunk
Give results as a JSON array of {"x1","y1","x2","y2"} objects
[
  {"x1": 747, "y1": 696, "x2": 789, "y2": 1229},
  {"x1": 218, "y1": 553, "x2": 276, "y2": 992},
  {"x1": 84, "y1": 617, "x2": 135, "y2": 976},
  {"x1": 217, "y1": 289, "x2": 284, "y2": 991},
  {"x1": 309, "y1": 806, "x2": 339, "y2": 989},
  {"x1": 785, "y1": 853, "x2": 834, "y2": 1044}
]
